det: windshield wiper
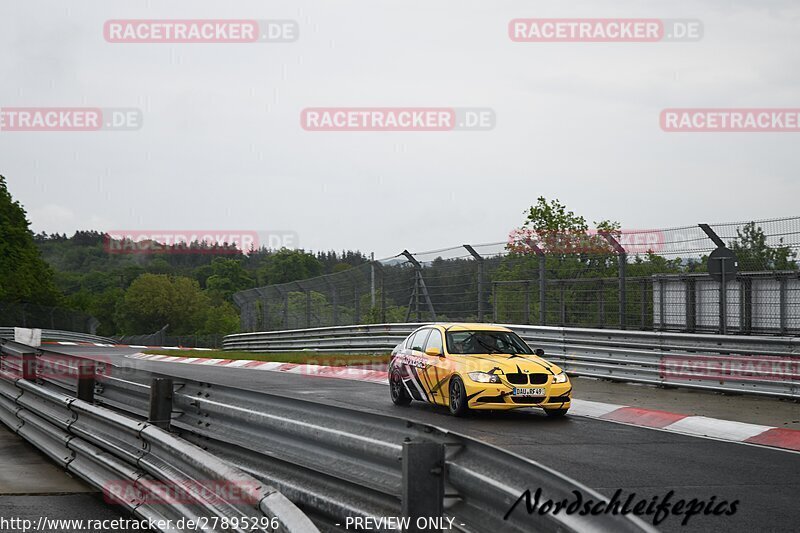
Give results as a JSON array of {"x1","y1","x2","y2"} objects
[{"x1": 474, "y1": 337, "x2": 502, "y2": 354}]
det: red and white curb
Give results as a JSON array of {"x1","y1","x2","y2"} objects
[
  {"x1": 45, "y1": 341, "x2": 213, "y2": 351},
  {"x1": 567, "y1": 400, "x2": 800, "y2": 453},
  {"x1": 127, "y1": 353, "x2": 800, "y2": 453},
  {"x1": 127, "y1": 352, "x2": 389, "y2": 383}
]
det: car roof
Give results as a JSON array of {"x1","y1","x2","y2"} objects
[{"x1": 413, "y1": 323, "x2": 512, "y2": 333}]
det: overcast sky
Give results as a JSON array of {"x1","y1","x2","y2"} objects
[{"x1": 1, "y1": 1, "x2": 798, "y2": 258}]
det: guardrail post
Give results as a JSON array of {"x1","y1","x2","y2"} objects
[
  {"x1": 77, "y1": 360, "x2": 95, "y2": 403},
  {"x1": 148, "y1": 378, "x2": 173, "y2": 430},
  {"x1": 402, "y1": 441, "x2": 444, "y2": 533},
  {"x1": 22, "y1": 352, "x2": 37, "y2": 380}
]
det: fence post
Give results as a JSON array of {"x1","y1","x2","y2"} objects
[
  {"x1": 370, "y1": 253, "x2": 376, "y2": 309},
  {"x1": 323, "y1": 277, "x2": 339, "y2": 327},
  {"x1": 619, "y1": 255, "x2": 627, "y2": 328},
  {"x1": 381, "y1": 274, "x2": 386, "y2": 323},
  {"x1": 640, "y1": 279, "x2": 647, "y2": 329},
  {"x1": 463, "y1": 245, "x2": 485, "y2": 322},
  {"x1": 306, "y1": 289, "x2": 312, "y2": 328},
  {"x1": 402, "y1": 441, "x2": 444, "y2": 533},
  {"x1": 719, "y1": 260, "x2": 728, "y2": 334},
  {"x1": 741, "y1": 276, "x2": 752, "y2": 334},
  {"x1": 598, "y1": 279, "x2": 605, "y2": 328},
  {"x1": 148, "y1": 378, "x2": 173, "y2": 431},
  {"x1": 279, "y1": 289, "x2": 288, "y2": 329},
  {"x1": 522, "y1": 238, "x2": 547, "y2": 326},
  {"x1": 492, "y1": 282, "x2": 497, "y2": 322},
  {"x1": 402, "y1": 250, "x2": 436, "y2": 321},
  {"x1": 354, "y1": 285, "x2": 361, "y2": 324},
  {"x1": 77, "y1": 360, "x2": 95, "y2": 403},
  {"x1": 256, "y1": 288, "x2": 270, "y2": 331},
  {"x1": 780, "y1": 275, "x2": 788, "y2": 335},
  {"x1": 698, "y1": 223, "x2": 732, "y2": 334},
  {"x1": 523, "y1": 281, "x2": 530, "y2": 324},
  {"x1": 686, "y1": 277, "x2": 696, "y2": 332},
  {"x1": 600, "y1": 232, "x2": 627, "y2": 329}
]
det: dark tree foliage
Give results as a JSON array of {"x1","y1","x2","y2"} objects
[{"x1": 0, "y1": 175, "x2": 61, "y2": 305}]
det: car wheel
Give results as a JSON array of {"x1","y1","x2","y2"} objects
[
  {"x1": 544, "y1": 408, "x2": 569, "y2": 418},
  {"x1": 448, "y1": 375, "x2": 469, "y2": 417},
  {"x1": 390, "y1": 369, "x2": 412, "y2": 406}
]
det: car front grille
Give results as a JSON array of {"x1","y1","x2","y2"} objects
[
  {"x1": 511, "y1": 396, "x2": 546, "y2": 404},
  {"x1": 505, "y1": 373, "x2": 549, "y2": 385},
  {"x1": 548, "y1": 395, "x2": 571, "y2": 403},
  {"x1": 505, "y1": 373, "x2": 528, "y2": 385}
]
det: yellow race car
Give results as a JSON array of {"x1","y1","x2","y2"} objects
[{"x1": 389, "y1": 323, "x2": 571, "y2": 417}]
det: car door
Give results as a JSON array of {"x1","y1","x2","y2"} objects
[
  {"x1": 421, "y1": 328, "x2": 451, "y2": 405},
  {"x1": 401, "y1": 328, "x2": 432, "y2": 402}
]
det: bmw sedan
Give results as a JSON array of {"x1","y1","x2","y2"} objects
[{"x1": 389, "y1": 323, "x2": 571, "y2": 417}]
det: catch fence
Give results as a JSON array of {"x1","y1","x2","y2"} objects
[{"x1": 234, "y1": 216, "x2": 800, "y2": 336}]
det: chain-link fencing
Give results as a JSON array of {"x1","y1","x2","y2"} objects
[
  {"x1": 234, "y1": 216, "x2": 800, "y2": 336},
  {"x1": 0, "y1": 301, "x2": 99, "y2": 334}
]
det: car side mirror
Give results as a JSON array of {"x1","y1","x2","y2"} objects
[
  {"x1": 534, "y1": 348, "x2": 545, "y2": 356},
  {"x1": 425, "y1": 347, "x2": 443, "y2": 357}
]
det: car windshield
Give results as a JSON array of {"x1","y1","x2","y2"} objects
[{"x1": 445, "y1": 330, "x2": 532, "y2": 355}]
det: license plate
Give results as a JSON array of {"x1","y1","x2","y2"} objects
[{"x1": 512, "y1": 387, "x2": 545, "y2": 397}]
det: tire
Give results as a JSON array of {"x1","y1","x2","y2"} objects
[
  {"x1": 390, "y1": 369, "x2": 412, "y2": 406},
  {"x1": 448, "y1": 375, "x2": 469, "y2": 417},
  {"x1": 544, "y1": 408, "x2": 569, "y2": 418}
]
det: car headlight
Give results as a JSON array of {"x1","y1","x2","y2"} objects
[
  {"x1": 468, "y1": 371, "x2": 501, "y2": 383},
  {"x1": 553, "y1": 372, "x2": 568, "y2": 384}
]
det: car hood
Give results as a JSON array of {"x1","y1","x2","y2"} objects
[{"x1": 457, "y1": 353, "x2": 563, "y2": 375}]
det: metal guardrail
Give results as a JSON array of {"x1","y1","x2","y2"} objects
[
  {"x1": 0, "y1": 339, "x2": 316, "y2": 533},
  {"x1": 223, "y1": 324, "x2": 800, "y2": 399},
  {"x1": 0, "y1": 327, "x2": 115, "y2": 345},
  {"x1": 2, "y1": 340, "x2": 655, "y2": 532},
  {"x1": 96, "y1": 359, "x2": 653, "y2": 533}
]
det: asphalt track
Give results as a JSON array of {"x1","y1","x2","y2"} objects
[{"x1": 54, "y1": 345, "x2": 800, "y2": 533}]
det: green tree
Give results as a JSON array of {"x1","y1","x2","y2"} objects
[
  {"x1": 257, "y1": 249, "x2": 323, "y2": 285},
  {"x1": 524, "y1": 196, "x2": 588, "y2": 232},
  {"x1": 0, "y1": 175, "x2": 61, "y2": 304},
  {"x1": 200, "y1": 301, "x2": 240, "y2": 335},
  {"x1": 115, "y1": 274, "x2": 210, "y2": 334},
  {"x1": 730, "y1": 222, "x2": 797, "y2": 271},
  {"x1": 498, "y1": 197, "x2": 622, "y2": 326},
  {"x1": 205, "y1": 258, "x2": 254, "y2": 301}
]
